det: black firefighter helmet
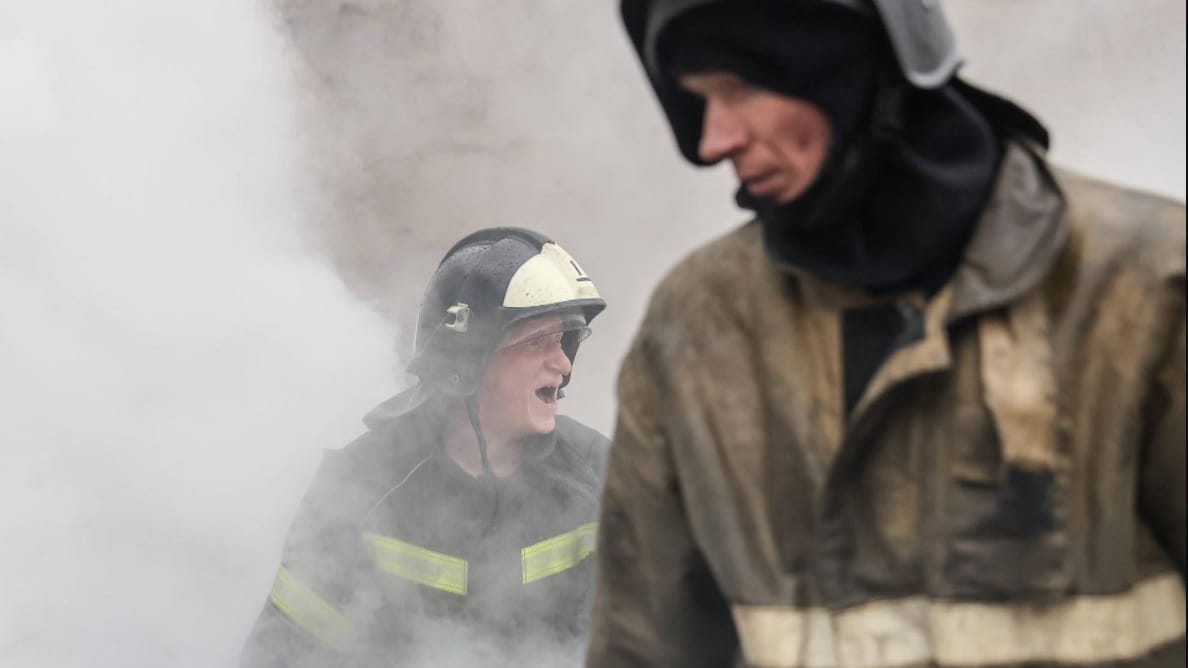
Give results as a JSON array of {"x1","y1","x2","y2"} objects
[
  {"x1": 622, "y1": 0, "x2": 1047, "y2": 165},
  {"x1": 407, "y1": 227, "x2": 606, "y2": 399}
]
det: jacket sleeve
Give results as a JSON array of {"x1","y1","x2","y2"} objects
[
  {"x1": 240, "y1": 449, "x2": 372, "y2": 668},
  {"x1": 586, "y1": 335, "x2": 740, "y2": 667},
  {"x1": 1138, "y1": 292, "x2": 1186, "y2": 579}
]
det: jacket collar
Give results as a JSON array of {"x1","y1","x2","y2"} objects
[
  {"x1": 791, "y1": 141, "x2": 1067, "y2": 321},
  {"x1": 946, "y1": 141, "x2": 1067, "y2": 322}
]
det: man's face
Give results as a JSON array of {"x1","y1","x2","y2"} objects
[
  {"x1": 679, "y1": 72, "x2": 833, "y2": 204},
  {"x1": 477, "y1": 315, "x2": 579, "y2": 440}
]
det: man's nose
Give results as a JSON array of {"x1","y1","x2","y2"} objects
[
  {"x1": 548, "y1": 346, "x2": 573, "y2": 375},
  {"x1": 698, "y1": 97, "x2": 747, "y2": 164}
]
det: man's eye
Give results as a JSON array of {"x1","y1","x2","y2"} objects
[
  {"x1": 524, "y1": 334, "x2": 553, "y2": 350},
  {"x1": 510, "y1": 331, "x2": 565, "y2": 353}
]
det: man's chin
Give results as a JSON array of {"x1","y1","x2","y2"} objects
[
  {"x1": 735, "y1": 183, "x2": 783, "y2": 213},
  {"x1": 527, "y1": 414, "x2": 557, "y2": 436},
  {"x1": 735, "y1": 178, "x2": 813, "y2": 213}
]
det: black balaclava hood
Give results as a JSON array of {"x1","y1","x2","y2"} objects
[{"x1": 661, "y1": 0, "x2": 1001, "y2": 294}]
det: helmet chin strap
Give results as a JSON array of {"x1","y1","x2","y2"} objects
[
  {"x1": 465, "y1": 394, "x2": 495, "y2": 478},
  {"x1": 465, "y1": 394, "x2": 501, "y2": 534}
]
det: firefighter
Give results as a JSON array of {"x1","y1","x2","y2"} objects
[
  {"x1": 242, "y1": 227, "x2": 608, "y2": 667},
  {"x1": 588, "y1": 1, "x2": 1186, "y2": 666}
]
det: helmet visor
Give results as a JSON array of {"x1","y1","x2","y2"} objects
[{"x1": 497, "y1": 324, "x2": 592, "y2": 358}]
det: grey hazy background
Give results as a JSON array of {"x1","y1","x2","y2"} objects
[
  {"x1": 0, "y1": 0, "x2": 1183, "y2": 665},
  {"x1": 280, "y1": 0, "x2": 1187, "y2": 433}
]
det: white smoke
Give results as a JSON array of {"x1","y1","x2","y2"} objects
[
  {"x1": 0, "y1": 1, "x2": 396, "y2": 666},
  {"x1": 0, "y1": 0, "x2": 1182, "y2": 666}
]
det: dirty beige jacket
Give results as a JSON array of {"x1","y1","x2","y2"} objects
[{"x1": 586, "y1": 144, "x2": 1186, "y2": 668}]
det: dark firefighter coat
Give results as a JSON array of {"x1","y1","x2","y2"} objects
[
  {"x1": 586, "y1": 142, "x2": 1187, "y2": 668},
  {"x1": 241, "y1": 403, "x2": 608, "y2": 668}
]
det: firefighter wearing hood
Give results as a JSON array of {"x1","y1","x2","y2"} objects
[
  {"x1": 588, "y1": 1, "x2": 1186, "y2": 666},
  {"x1": 241, "y1": 228, "x2": 608, "y2": 667}
]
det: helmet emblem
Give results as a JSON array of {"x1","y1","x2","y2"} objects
[{"x1": 445, "y1": 303, "x2": 472, "y2": 333}]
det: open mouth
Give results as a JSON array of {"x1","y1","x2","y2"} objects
[{"x1": 534, "y1": 385, "x2": 563, "y2": 404}]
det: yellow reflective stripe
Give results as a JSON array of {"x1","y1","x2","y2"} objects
[
  {"x1": 363, "y1": 532, "x2": 468, "y2": 595},
  {"x1": 521, "y1": 522, "x2": 598, "y2": 584},
  {"x1": 268, "y1": 566, "x2": 357, "y2": 654},
  {"x1": 731, "y1": 572, "x2": 1187, "y2": 668}
]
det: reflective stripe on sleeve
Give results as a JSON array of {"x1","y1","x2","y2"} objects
[
  {"x1": 363, "y1": 532, "x2": 468, "y2": 595},
  {"x1": 268, "y1": 566, "x2": 358, "y2": 654},
  {"x1": 732, "y1": 572, "x2": 1186, "y2": 668},
  {"x1": 522, "y1": 522, "x2": 598, "y2": 584}
]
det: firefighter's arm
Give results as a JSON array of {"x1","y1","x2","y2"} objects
[
  {"x1": 586, "y1": 340, "x2": 739, "y2": 668},
  {"x1": 1138, "y1": 298, "x2": 1186, "y2": 579},
  {"x1": 240, "y1": 450, "x2": 368, "y2": 668}
]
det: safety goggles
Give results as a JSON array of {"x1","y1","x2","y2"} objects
[{"x1": 497, "y1": 325, "x2": 592, "y2": 357}]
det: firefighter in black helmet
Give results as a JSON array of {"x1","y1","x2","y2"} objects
[
  {"x1": 589, "y1": 1, "x2": 1186, "y2": 667},
  {"x1": 242, "y1": 228, "x2": 609, "y2": 667}
]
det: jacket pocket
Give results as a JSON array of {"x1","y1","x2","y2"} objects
[{"x1": 943, "y1": 300, "x2": 1072, "y2": 599}]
